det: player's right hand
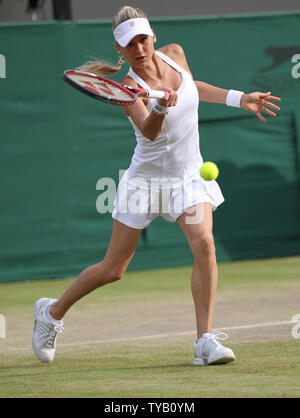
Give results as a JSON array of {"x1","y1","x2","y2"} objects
[{"x1": 158, "y1": 87, "x2": 178, "y2": 107}]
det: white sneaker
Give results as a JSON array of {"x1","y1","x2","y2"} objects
[
  {"x1": 32, "y1": 298, "x2": 63, "y2": 363},
  {"x1": 193, "y1": 331, "x2": 235, "y2": 366}
]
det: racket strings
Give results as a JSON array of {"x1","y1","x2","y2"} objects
[{"x1": 67, "y1": 73, "x2": 134, "y2": 104}]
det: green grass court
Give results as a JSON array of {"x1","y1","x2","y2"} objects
[{"x1": 1, "y1": 256, "x2": 300, "y2": 398}]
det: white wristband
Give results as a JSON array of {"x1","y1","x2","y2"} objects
[
  {"x1": 226, "y1": 89, "x2": 244, "y2": 107},
  {"x1": 152, "y1": 99, "x2": 168, "y2": 115}
]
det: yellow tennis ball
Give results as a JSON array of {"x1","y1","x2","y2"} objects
[{"x1": 200, "y1": 162, "x2": 219, "y2": 181}]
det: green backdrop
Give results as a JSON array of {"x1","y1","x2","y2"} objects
[{"x1": 0, "y1": 11, "x2": 300, "y2": 283}]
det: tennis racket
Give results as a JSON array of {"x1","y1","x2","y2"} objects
[{"x1": 62, "y1": 70, "x2": 165, "y2": 106}]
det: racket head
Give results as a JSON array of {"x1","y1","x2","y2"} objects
[{"x1": 62, "y1": 70, "x2": 138, "y2": 106}]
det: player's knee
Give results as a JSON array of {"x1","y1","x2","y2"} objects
[
  {"x1": 109, "y1": 270, "x2": 124, "y2": 283},
  {"x1": 191, "y1": 234, "x2": 215, "y2": 261},
  {"x1": 92, "y1": 261, "x2": 126, "y2": 285},
  {"x1": 105, "y1": 264, "x2": 127, "y2": 283}
]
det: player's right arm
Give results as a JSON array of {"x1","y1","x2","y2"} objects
[{"x1": 121, "y1": 76, "x2": 177, "y2": 141}]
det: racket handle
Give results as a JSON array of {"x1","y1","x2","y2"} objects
[{"x1": 147, "y1": 89, "x2": 166, "y2": 99}]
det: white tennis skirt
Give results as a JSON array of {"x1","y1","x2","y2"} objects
[{"x1": 112, "y1": 170, "x2": 225, "y2": 229}]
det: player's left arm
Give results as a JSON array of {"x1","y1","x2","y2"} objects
[
  {"x1": 165, "y1": 44, "x2": 281, "y2": 122},
  {"x1": 194, "y1": 82, "x2": 281, "y2": 122}
]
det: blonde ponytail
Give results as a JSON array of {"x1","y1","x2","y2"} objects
[
  {"x1": 77, "y1": 55, "x2": 125, "y2": 77},
  {"x1": 77, "y1": 5, "x2": 148, "y2": 77}
]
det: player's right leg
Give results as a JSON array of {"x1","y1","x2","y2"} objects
[{"x1": 32, "y1": 220, "x2": 142, "y2": 362}]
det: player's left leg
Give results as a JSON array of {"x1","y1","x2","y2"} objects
[
  {"x1": 177, "y1": 202, "x2": 235, "y2": 365},
  {"x1": 32, "y1": 220, "x2": 142, "y2": 363}
]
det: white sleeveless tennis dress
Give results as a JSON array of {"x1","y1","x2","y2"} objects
[{"x1": 112, "y1": 50, "x2": 224, "y2": 229}]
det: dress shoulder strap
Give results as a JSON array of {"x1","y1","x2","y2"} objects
[
  {"x1": 155, "y1": 50, "x2": 185, "y2": 74},
  {"x1": 127, "y1": 67, "x2": 151, "y2": 90}
]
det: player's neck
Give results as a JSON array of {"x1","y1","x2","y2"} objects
[{"x1": 131, "y1": 51, "x2": 163, "y2": 83}]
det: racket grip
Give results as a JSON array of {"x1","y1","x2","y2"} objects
[{"x1": 147, "y1": 90, "x2": 166, "y2": 99}]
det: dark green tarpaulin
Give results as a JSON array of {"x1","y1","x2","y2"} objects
[{"x1": 0, "y1": 12, "x2": 299, "y2": 283}]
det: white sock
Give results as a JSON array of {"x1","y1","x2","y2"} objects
[{"x1": 46, "y1": 305, "x2": 63, "y2": 324}]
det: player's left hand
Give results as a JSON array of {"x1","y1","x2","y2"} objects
[{"x1": 241, "y1": 91, "x2": 281, "y2": 122}]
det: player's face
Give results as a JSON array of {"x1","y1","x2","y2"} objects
[{"x1": 116, "y1": 34, "x2": 156, "y2": 67}]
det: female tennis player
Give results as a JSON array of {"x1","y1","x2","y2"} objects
[{"x1": 32, "y1": 6, "x2": 280, "y2": 365}]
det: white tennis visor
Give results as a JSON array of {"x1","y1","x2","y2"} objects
[{"x1": 113, "y1": 18, "x2": 153, "y2": 47}]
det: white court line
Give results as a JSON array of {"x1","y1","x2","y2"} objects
[
  {"x1": 7, "y1": 320, "x2": 295, "y2": 353},
  {"x1": 58, "y1": 320, "x2": 295, "y2": 348}
]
